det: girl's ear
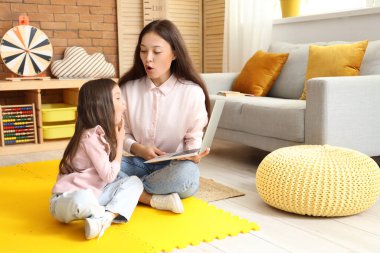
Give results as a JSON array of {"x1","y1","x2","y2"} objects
[{"x1": 172, "y1": 52, "x2": 176, "y2": 61}]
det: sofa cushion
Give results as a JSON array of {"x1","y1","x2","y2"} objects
[
  {"x1": 232, "y1": 50, "x2": 289, "y2": 96},
  {"x1": 360, "y1": 40, "x2": 380, "y2": 75},
  {"x1": 268, "y1": 41, "x2": 352, "y2": 99},
  {"x1": 268, "y1": 40, "x2": 380, "y2": 99},
  {"x1": 300, "y1": 40, "x2": 368, "y2": 100},
  {"x1": 210, "y1": 95, "x2": 306, "y2": 142},
  {"x1": 268, "y1": 42, "x2": 324, "y2": 99}
]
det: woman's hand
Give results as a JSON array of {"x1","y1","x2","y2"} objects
[
  {"x1": 131, "y1": 143, "x2": 166, "y2": 161},
  {"x1": 179, "y1": 147, "x2": 210, "y2": 164}
]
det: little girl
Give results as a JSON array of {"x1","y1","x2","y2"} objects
[{"x1": 50, "y1": 78, "x2": 143, "y2": 240}]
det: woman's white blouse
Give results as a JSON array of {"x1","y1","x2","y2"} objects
[{"x1": 120, "y1": 75, "x2": 208, "y2": 154}]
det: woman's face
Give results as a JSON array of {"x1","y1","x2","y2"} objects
[
  {"x1": 112, "y1": 85, "x2": 126, "y2": 125},
  {"x1": 140, "y1": 32, "x2": 176, "y2": 86}
]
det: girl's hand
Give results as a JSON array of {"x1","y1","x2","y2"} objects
[
  {"x1": 114, "y1": 118, "x2": 125, "y2": 162},
  {"x1": 179, "y1": 147, "x2": 210, "y2": 164},
  {"x1": 116, "y1": 118, "x2": 125, "y2": 148},
  {"x1": 131, "y1": 143, "x2": 166, "y2": 161}
]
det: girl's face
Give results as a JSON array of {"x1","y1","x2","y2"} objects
[
  {"x1": 140, "y1": 32, "x2": 176, "y2": 86},
  {"x1": 112, "y1": 85, "x2": 126, "y2": 125}
]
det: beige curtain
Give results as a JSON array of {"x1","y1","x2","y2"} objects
[{"x1": 223, "y1": 0, "x2": 275, "y2": 72}]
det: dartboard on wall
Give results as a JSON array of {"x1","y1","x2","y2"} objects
[{"x1": 0, "y1": 25, "x2": 53, "y2": 77}]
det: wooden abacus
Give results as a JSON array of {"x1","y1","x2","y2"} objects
[{"x1": 0, "y1": 104, "x2": 37, "y2": 146}]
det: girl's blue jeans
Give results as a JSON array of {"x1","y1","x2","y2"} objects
[{"x1": 119, "y1": 156, "x2": 200, "y2": 199}]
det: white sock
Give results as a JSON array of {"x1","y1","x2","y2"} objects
[
  {"x1": 97, "y1": 211, "x2": 114, "y2": 239},
  {"x1": 103, "y1": 211, "x2": 115, "y2": 224},
  {"x1": 85, "y1": 211, "x2": 114, "y2": 240},
  {"x1": 150, "y1": 193, "x2": 184, "y2": 214}
]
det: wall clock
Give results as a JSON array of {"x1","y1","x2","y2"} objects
[{"x1": 0, "y1": 25, "x2": 53, "y2": 77}]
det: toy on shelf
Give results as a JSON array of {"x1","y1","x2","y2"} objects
[
  {"x1": 51, "y1": 46, "x2": 115, "y2": 79},
  {"x1": 0, "y1": 104, "x2": 37, "y2": 146},
  {"x1": 0, "y1": 15, "x2": 53, "y2": 81}
]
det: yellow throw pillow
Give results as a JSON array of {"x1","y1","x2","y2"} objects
[
  {"x1": 300, "y1": 40, "x2": 368, "y2": 100},
  {"x1": 232, "y1": 50, "x2": 289, "y2": 96}
]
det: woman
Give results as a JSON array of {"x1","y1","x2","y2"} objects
[{"x1": 119, "y1": 19, "x2": 211, "y2": 213}]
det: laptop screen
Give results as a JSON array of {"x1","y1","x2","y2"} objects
[{"x1": 199, "y1": 99, "x2": 225, "y2": 152}]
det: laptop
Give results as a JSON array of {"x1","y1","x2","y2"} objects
[{"x1": 144, "y1": 100, "x2": 225, "y2": 163}]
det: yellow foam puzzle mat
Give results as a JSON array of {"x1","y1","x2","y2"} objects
[{"x1": 0, "y1": 160, "x2": 260, "y2": 252}]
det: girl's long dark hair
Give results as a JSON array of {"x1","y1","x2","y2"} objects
[
  {"x1": 118, "y1": 19, "x2": 210, "y2": 118},
  {"x1": 59, "y1": 79, "x2": 118, "y2": 175}
]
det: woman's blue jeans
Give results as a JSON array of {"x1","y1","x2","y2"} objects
[{"x1": 119, "y1": 156, "x2": 200, "y2": 199}]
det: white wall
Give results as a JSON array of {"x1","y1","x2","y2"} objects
[{"x1": 272, "y1": 7, "x2": 380, "y2": 43}]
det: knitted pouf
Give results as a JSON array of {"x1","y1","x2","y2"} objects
[{"x1": 256, "y1": 145, "x2": 380, "y2": 217}]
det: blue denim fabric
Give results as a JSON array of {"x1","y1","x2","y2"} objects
[{"x1": 120, "y1": 156, "x2": 200, "y2": 199}]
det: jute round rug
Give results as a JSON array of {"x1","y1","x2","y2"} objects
[{"x1": 195, "y1": 177, "x2": 245, "y2": 202}]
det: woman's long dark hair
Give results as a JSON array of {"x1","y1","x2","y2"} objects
[
  {"x1": 118, "y1": 19, "x2": 210, "y2": 118},
  {"x1": 59, "y1": 78, "x2": 118, "y2": 175}
]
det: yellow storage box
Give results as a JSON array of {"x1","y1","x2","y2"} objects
[
  {"x1": 42, "y1": 123, "x2": 75, "y2": 139},
  {"x1": 41, "y1": 103, "x2": 77, "y2": 123}
]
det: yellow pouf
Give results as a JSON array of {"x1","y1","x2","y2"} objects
[{"x1": 256, "y1": 145, "x2": 380, "y2": 217}]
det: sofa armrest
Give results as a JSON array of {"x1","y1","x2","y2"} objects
[
  {"x1": 305, "y1": 75, "x2": 380, "y2": 156},
  {"x1": 201, "y1": 72, "x2": 239, "y2": 95}
]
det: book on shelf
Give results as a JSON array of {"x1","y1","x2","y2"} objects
[{"x1": 217, "y1": 91, "x2": 254, "y2": 97}]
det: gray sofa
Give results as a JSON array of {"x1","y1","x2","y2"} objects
[{"x1": 201, "y1": 40, "x2": 380, "y2": 157}]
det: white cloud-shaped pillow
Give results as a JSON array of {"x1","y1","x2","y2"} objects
[{"x1": 51, "y1": 47, "x2": 115, "y2": 78}]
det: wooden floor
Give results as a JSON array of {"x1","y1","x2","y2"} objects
[{"x1": 1, "y1": 139, "x2": 380, "y2": 253}]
